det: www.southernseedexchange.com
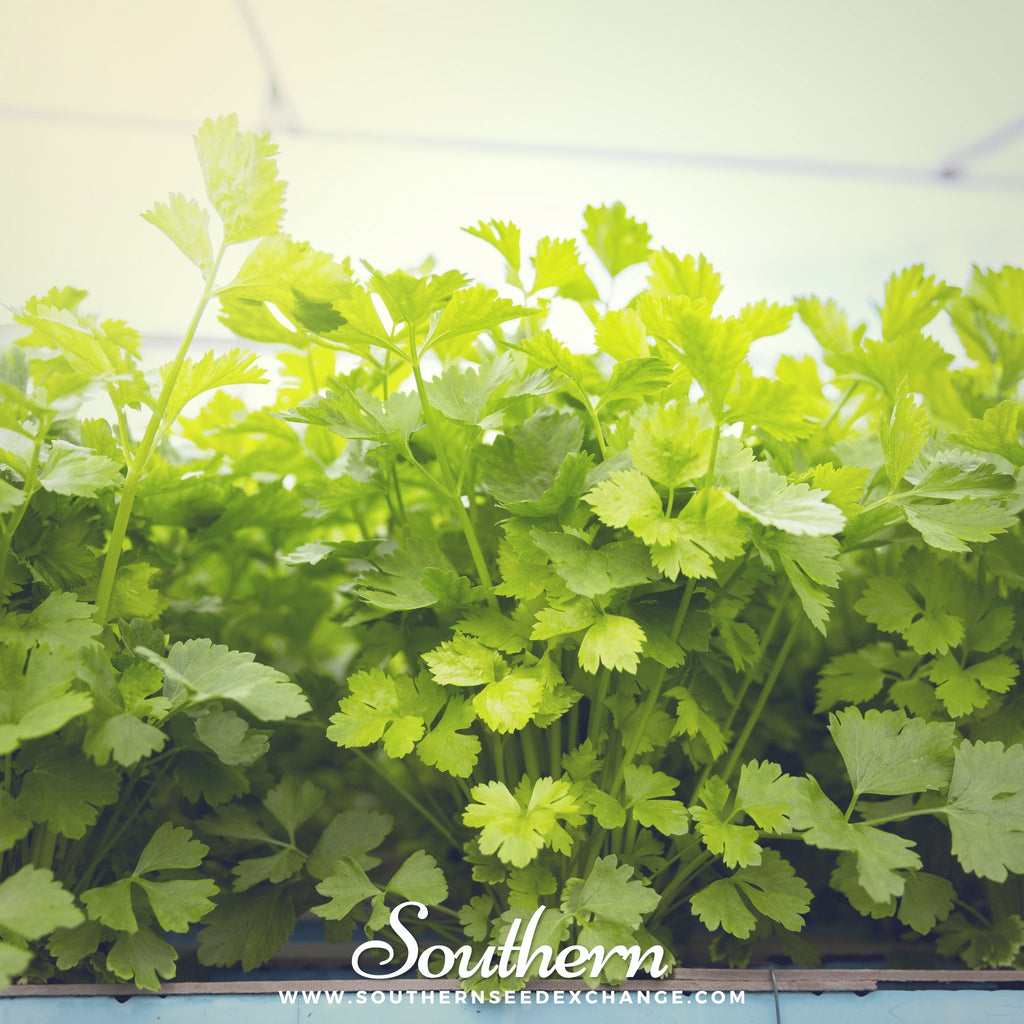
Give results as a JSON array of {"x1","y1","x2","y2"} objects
[{"x1": 276, "y1": 989, "x2": 747, "y2": 1007}]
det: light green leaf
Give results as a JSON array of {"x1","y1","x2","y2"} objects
[
  {"x1": 138, "y1": 878, "x2": 218, "y2": 933},
  {"x1": 950, "y1": 401, "x2": 1024, "y2": 467},
  {"x1": 306, "y1": 809, "x2": 392, "y2": 879},
  {"x1": 579, "y1": 614, "x2": 646, "y2": 674},
  {"x1": 38, "y1": 441, "x2": 122, "y2": 497},
  {"x1": 728, "y1": 463, "x2": 845, "y2": 536},
  {"x1": 623, "y1": 765, "x2": 690, "y2": 835},
  {"x1": 263, "y1": 777, "x2": 325, "y2": 840},
  {"x1": 530, "y1": 236, "x2": 599, "y2": 300},
  {"x1": 386, "y1": 850, "x2": 448, "y2": 906},
  {"x1": 463, "y1": 776, "x2": 584, "y2": 867},
  {"x1": 898, "y1": 872, "x2": 955, "y2": 934},
  {"x1": 828, "y1": 707, "x2": 954, "y2": 799},
  {"x1": 928, "y1": 653, "x2": 1019, "y2": 717},
  {"x1": 313, "y1": 857, "x2": 381, "y2": 920},
  {"x1": 629, "y1": 402, "x2": 711, "y2": 487},
  {"x1": 473, "y1": 670, "x2": 544, "y2": 733},
  {"x1": 944, "y1": 740, "x2": 1024, "y2": 882},
  {"x1": 142, "y1": 193, "x2": 213, "y2": 274},
  {"x1": 423, "y1": 635, "x2": 505, "y2": 687},
  {"x1": 561, "y1": 855, "x2": 659, "y2": 927},
  {"x1": 881, "y1": 391, "x2": 929, "y2": 488},
  {"x1": 648, "y1": 250, "x2": 721, "y2": 306},
  {"x1": 899, "y1": 498, "x2": 1018, "y2": 553},
  {"x1": 196, "y1": 114, "x2": 284, "y2": 243},
  {"x1": 327, "y1": 669, "x2": 441, "y2": 757},
  {"x1": 106, "y1": 927, "x2": 177, "y2": 991},
  {"x1": 583, "y1": 203, "x2": 651, "y2": 277},
  {"x1": 416, "y1": 697, "x2": 481, "y2": 777},
  {"x1": 138, "y1": 638, "x2": 310, "y2": 721},
  {"x1": 16, "y1": 743, "x2": 119, "y2": 838},
  {"x1": 0, "y1": 866, "x2": 83, "y2": 940},
  {"x1": 426, "y1": 285, "x2": 531, "y2": 350}
]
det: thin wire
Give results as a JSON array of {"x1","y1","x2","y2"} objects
[
  {"x1": 939, "y1": 113, "x2": 1024, "y2": 179},
  {"x1": 4, "y1": 104, "x2": 1024, "y2": 193},
  {"x1": 769, "y1": 964, "x2": 782, "y2": 1024}
]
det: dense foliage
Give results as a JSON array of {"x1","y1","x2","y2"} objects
[{"x1": 2, "y1": 116, "x2": 1024, "y2": 990}]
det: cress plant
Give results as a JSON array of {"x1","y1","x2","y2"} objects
[{"x1": 3, "y1": 115, "x2": 1024, "y2": 990}]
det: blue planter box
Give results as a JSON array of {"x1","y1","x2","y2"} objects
[{"x1": 5, "y1": 971, "x2": 1024, "y2": 1023}]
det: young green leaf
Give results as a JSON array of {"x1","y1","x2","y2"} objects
[
  {"x1": 195, "y1": 114, "x2": 285, "y2": 244},
  {"x1": 142, "y1": 193, "x2": 214, "y2": 275},
  {"x1": 138, "y1": 638, "x2": 310, "y2": 721},
  {"x1": 944, "y1": 740, "x2": 1024, "y2": 882}
]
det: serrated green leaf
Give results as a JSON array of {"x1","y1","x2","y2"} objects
[
  {"x1": 898, "y1": 497, "x2": 1018, "y2": 553},
  {"x1": 530, "y1": 236, "x2": 599, "y2": 300},
  {"x1": 728, "y1": 463, "x2": 845, "y2": 536},
  {"x1": 562, "y1": 855, "x2": 659, "y2": 927},
  {"x1": 473, "y1": 670, "x2": 544, "y2": 733},
  {"x1": 37, "y1": 441, "x2": 122, "y2": 497},
  {"x1": 583, "y1": 203, "x2": 651, "y2": 277},
  {"x1": 386, "y1": 850, "x2": 448, "y2": 905},
  {"x1": 307, "y1": 809, "x2": 392, "y2": 879},
  {"x1": 648, "y1": 250, "x2": 722, "y2": 306},
  {"x1": 107, "y1": 927, "x2": 178, "y2": 990},
  {"x1": 134, "y1": 822, "x2": 209, "y2": 876},
  {"x1": 463, "y1": 776, "x2": 584, "y2": 867},
  {"x1": 623, "y1": 765, "x2": 690, "y2": 835},
  {"x1": 82, "y1": 878, "x2": 136, "y2": 932},
  {"x1": 138, "y1": 638, "x2": 309, "y2": 721},
  {"x1": 138, "y1": 878, "x2": 218, "y2": 932},
  {"x1": 788, "y1": 776, "x2": 920, "y2": 902},
  {"x1": 881, "y1": 391, "x2": 929, "y2": 488},
  {"x1": 16, "y1": 743, "x2": 119, "y2": 838},
  {"x1": 692, "y1": 776, "x2": 762, "y2": 868},
  {"x1": 829, "y1": 707, "x2": 954, "y2": 799},
  {"x1": 880, "y1": 265, "x2": 959, "y2": 342},
  {"x1": 195, "y1": 114, "x2": 284, "y2": 243},
  {"x1": 142, "y1": 193, "x2": 213, "y2": 274},
  {"x1": 898, "y1": 872, "x2": 955, "y2": 934},
  {"x1": 928, "y1": 653, "x2": 1019, "y2": 717},
  {"x1": 197, "y1": 886, "x2": 295, "y2": 971},
  {"x1": 193, "y1": 707, "x2": 268, "y2": 766},
  {"x1": 328, "y1": 669, "x2": 441, "y2": 757},
  {"x1": 313, "y1": 857, "x2": 381, "y2": 920},
  {"x1": 628, "y1": 401, "x2": 711, "y2": 487},
  {"x1": 950, "y1": 401, "x2": 1024, "y2": 466},
  {"x1": 416, "y1": 697, "x2": 481, "y2": 777},
  {"x1": 263, "y1": 776, "x2": 325, "y2": 840},
  {"x1": 0, "y1": 866, "x2": 83, "y2": 940},
  {"x1": 691, "y1": 850, "x2": 810, "y2": 938},
  {"x1": 426, "y1": 285, "x2": 531, "y2": 351},
  {"x1": 579, "y1": 614, "x2": 646, "y2": 674},
  {"x1": 944, "y1": 740, "x2": 1024, "y2": 882}
]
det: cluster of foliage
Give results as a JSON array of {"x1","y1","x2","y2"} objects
[{"x1": 3, "y1": 116, "x2": 1024, "y2": 991}]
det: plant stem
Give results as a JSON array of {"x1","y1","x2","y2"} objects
[
  {"x1": 94, "y1": 240, "x2": 228, "y2": 622},
  {"x1": 719, "y1": 613, "x2": 802, "y2": 784},
  {"x1": 0, "y1": 420, "x2": 51, "y2": 598},
  {"x1": 406, "y1": 331, "x2": 498, "y2": 608},
  {"x1": 612, "y1": 577, "x2": 696, "y2": 797},
  {"x1": 352, "y1": 749, "x2": 460, "y2": 849}
]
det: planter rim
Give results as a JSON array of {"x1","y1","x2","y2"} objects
[{"x1": 5, "y1": 969, "x2": 1024, "y2": 998}]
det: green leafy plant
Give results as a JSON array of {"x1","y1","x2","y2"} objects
[{"x1": 3, "y1": 117, "x2": 1024, "y2": 991}]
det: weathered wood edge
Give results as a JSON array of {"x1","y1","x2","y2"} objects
[{"x1": 5, "y1": 970, "x2": 1024, "y2": 997}]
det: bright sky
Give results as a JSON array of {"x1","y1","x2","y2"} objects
[{"x1": 2, "y1": 0, "x2": 1024, "y2": 367}]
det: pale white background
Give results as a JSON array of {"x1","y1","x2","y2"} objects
[{"x1": 2, "y1": 0, "x2": 1023, "y2": 363}]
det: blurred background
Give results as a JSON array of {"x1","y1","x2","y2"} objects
[{"x1": 2, "y1": 0, "x2": 1024, "y2": 362}]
